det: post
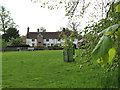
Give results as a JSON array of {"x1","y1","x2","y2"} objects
[{"x1": 116, "y1": 4, "x2": 120, "y2": 88}]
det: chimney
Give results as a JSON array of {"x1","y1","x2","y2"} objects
[
  {"x1": 27, "y1": 27, "x2": 29, "y2": 33},
  {"x1": 63, "y1": 28, "x2": 65, "y2": 32},
  {"x1": 37, "y1": 28, "x2": 39, "y2": 32}
]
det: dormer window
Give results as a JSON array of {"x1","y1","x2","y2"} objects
[{"x1": 46, "y1": 39, "x2": 49, "y2": 41}]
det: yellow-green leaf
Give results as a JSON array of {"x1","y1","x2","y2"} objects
[
  {"x1": 104, "y1": 31, "x2": 112, "y2": 35},
  {"x1": 116, "y1": 4, "x2": 120, "y2": 12},
  {"x1": 108, "y1": 47, "x2": 116, "y2": 62},
  {"x1": 97, "y1": 54, "x2": 109, "y2": 67}
]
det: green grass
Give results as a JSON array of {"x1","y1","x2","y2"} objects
[{"x1": 2, "y1": 50, "x2": 118, "y2": 88}]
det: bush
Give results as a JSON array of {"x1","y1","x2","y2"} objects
[
  {"x1": 7, "y1": 37, "x2": 30, "y2": 47},
  {"x1": 52, "y1": 44, "x2": 63, "y2": 50},
  {"x1": 7, "y1": 44, "x2": 30, "y2": 47},
  {"x1": 34, "y1": 46, "x2": 45, "y2": 50}
]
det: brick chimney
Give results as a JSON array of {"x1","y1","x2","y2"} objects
[
  {"x1": 37, "y1": 28, "x2": 39, "y2": 32},
  {"x1": 27, "y1": 27, "x2": 29, "y2": 33},
  {"x1": 63, "y1": 28, "x2": 66, "y2": 32}
]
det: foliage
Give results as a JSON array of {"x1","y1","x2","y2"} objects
[
  {"x1": 59, "y1": 28, "x2": 78, "y2": 49},
  {"x1": 40, "y1": 26, "x2": 46, "y2": 32},
  {"x1": 92, "y1": 24, "x2": 120, "y2": 67},
  {"x1": 7, "y1": 37, "x2": 25, "y2": 47},
  {"x1": 21, "y1": 35, "x2": 25, "y2": 39},
  {"x1": 2, "y1": 28, "x2": 20, "y2": 42},
  {"x1": 31, "y1": 0, "x2": 91, "y2": 19},
  {"x1": 75, "y1": 1, "x2": 120, "y2": 67},
  {"x1": 34, "y1": 45, "x2": 63, "y2": 50},
  {"x1": 91, "y1": 3, "x2": 120, "y2": 67},
  {"x1": 34, "y1": 46, "x2": 45, "y2": 50},
  {"x1": 0, "y1": 6, "x2": 17, "y2": 33},
  {"x1": 52, "y1": 44, "x2": 63, "y2": 50},
  {"x1": 67, "y1": 21, "x2": 80, "y2": 32}
]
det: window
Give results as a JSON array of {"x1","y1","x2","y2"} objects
[
  {"x1": 38, "y1": 42, "x2": 41, "y2": 44},
  {"x1": 43, "y1": 44, "x2": 46, "y2": 46},
  {"x1": 51, "y1": 44, "x2": 53, "y2": 46},
  {"x1": 32, "y1": 39, "x2": 35, "y2": 41},
  {"x1": 32, "y1": 43, "x2": 35, "y2": 47},
  {"x1": 46, "y1": 39, "x2": 49, "y2": 41}
]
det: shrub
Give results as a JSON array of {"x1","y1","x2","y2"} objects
[
  {"x1": 7, "y1": 37, "x2": 30, "y2": 47},
  {"x1": 34, "y1": 46, "x2": 45, "y2": 50},
  {"x1": 52, "y1": 44, "x2": 63, "y2": 50}
]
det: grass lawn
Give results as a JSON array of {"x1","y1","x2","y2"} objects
[{"x1": 2, "y1": 50, "x2": 118, "y2": 88}]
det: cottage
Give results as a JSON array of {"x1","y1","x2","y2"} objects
[
  {"x1": 26, "y1": 27, "x2": 61, "y2": 47},
  {"x1": 25, "y1": 27, "x2": 80, "y2": 48}
]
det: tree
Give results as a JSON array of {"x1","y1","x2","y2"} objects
[
  {"x1": 7, "y1": 37, "x2": 23, "y2": 47},
  {"x1": 0, "y1": 6, "x2": 17, "y2": 33},
  {"x1": 40, "y1": 27, "x2": 46, "y2": 32},
  {"x1": 67, "y1": 21, "x2": 80, "y2": 35},
  {"x1": 2, "y1": 28, "x2": 20, "y2": 42},
  {"x1": 21, "y1": 35, "x2": 25, "y2": 39},
  {"x1": 31, "y1": 0, "x2": 115, "y2": 20}
]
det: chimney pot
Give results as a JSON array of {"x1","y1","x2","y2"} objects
[
  {"x1": 37, "y1": 28, "x2": 39, "y2": 32},
  {"x1": 27, "y1": 27, "x2": 29, "y2": 33},
  {"x1": 63, "y1": 28, "x2": 65, "y2": 32}
]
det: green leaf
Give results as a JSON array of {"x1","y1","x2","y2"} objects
[
  {"x1": 115, "y1": 4, "x2": 120, "y2": 12},
  {"x1": 92, "y1": 36, "x2": 113, "y2": 60},
  {"x1": 102, "y1": 24, "x2": 120, "y2": 34},
  {"x1": 59, "y1": 1, "x2": 63, "y2": 4},
  {"x1": 97, "y1": 54, "x2": 109, "y2": 67},
  {"x1": 97, "y1": 47, "x2": 116, "y2": 67},
  {"x1": 108, "y1": 47, "x2": 116, "y2": 62}
]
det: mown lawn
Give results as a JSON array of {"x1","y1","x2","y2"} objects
[{"x1": 2, "y1": 50, "x2": 118, "y2": 88}]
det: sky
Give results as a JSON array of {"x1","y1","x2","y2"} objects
[
  {"x1": 0, "y1": 0, "x2": 111, "y2": 36},
  {"x1": 0, "y1": 0, "x2": 70, "y2": 35}
]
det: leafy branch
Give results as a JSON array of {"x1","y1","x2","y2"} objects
[{"x1": 92, "y1": 24, "x2": 120, "y2": 67}]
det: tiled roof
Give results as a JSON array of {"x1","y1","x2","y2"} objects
[
  {"x1": 27, "y1": 32, "x2": 60, "y2": 39},
  {"x1": 27, "y1": 30, "x2": 81, "y2": 39}
]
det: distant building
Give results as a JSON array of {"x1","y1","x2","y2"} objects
[
  {"x1": 22, "y1": 36, "x2": 26, "y2": 43},
  {"x1": 25, "y1": 27, "x2": 81, "y2": 48}
]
